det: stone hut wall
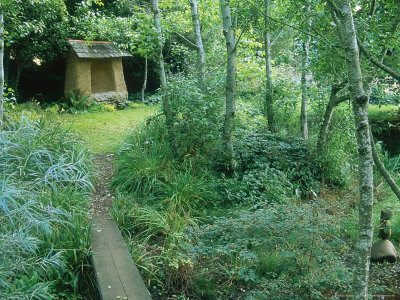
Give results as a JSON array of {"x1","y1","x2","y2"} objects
[
  {"x1": 64, "y1": 52, "x2": 128, "y2": 102},
  {"x1": 64, "y1": 52, "x2": 91, "y2": 97}
]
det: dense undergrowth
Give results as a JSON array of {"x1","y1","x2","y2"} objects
[
  {"x1": 110, "y1": 76, "x2": 400, "y2": 299},
  {"x1": 0, "y1": 114, "x2": 95, "y2": 299}
]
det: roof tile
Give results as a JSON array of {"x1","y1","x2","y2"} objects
[{"x1": 68, "y1": 40, "x2": 132, "y2": 58}]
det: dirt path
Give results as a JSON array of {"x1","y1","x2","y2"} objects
[{"x1": 89, "y1": 153, "x2": 116, "y2": 218}]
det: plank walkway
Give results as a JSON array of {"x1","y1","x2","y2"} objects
[{"x1": 91, "y1": 217, "x2": 152, "y2": 300}]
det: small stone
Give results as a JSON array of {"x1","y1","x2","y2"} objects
[{"x1": 108, "y1": 286, "x2": 112, "y2": 289}]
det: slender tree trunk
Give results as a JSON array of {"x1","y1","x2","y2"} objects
[
  {"x1": 300, "y1": 0, "x2": 311, "y2": 139},
  {"x1": 141, "y1": 55, "x2": 148, "y2": 102},
  {"x1": 151, "y1": 0, "x2": 166, "y2": 90},
  {"x1": 0, "y1": 12, "x2": 4, "y2": 129},
  {"x1": 15, "y1": 63, "x2": 22, "y2": 98},
  {"x1": 317, "y1": 82, "x2": 348, "y2": 157},
  {"x1": 370, "y1": 128, "x2": 400, "y2": 201},
  {"x1": 264, "y1": 0, "x2": 275, "y2": 132},
  {"x1": 190, "y1": 0, "x2": 206, "y2": 93},
  {"x1": 3, "y1": 46, "x2": 7, "y2": 85},
  {"x1": 151, "y1": 0, "x2": 175, "y2": 147},
  {"x1": 220, "y1": 0, "x2": 237, "y2": 174},
  {"x1": 317, "y1": 82, "x2": 349, "y2": 180},
  {"x1": 333, "y1": 1, "x2": 374, "y2": 298}
]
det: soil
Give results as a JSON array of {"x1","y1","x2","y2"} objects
[{"x1": 89, "y1": 153, "x2": 116, "y2": 219}]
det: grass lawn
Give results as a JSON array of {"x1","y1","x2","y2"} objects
[{"x1": 57, "y1": 104, "x2": 159, "y2": 154}]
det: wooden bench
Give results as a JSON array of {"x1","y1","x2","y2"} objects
[{"x1": 91, "y1": 218, "x2": 152, "y2": 300}]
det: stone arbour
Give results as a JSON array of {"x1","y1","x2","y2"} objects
[{"x1": 64, "y1": 40, "x2": 132, "y2": 103}]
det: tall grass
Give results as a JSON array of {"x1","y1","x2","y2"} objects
[
  {"x1": 111, "y1": 116, "x2": 219, "y2": 295},
  {"x1": 0, "y1": 114, "x2": 94, "y2": 299}
]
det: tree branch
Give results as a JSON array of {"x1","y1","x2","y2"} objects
[
  {"x1": 326, "y1": 0, "x2": 340, "y2": 16},
  {"x1": 172, "y1": 31, "x2": 199, "y2": 50},
  {"x1": 370, "y1": 127, "x2": 400, "y2": 202},
  {"x1": 270, "y1": 26, "x2": 283, "y2": 47},
  {"x1": 357, "y1": 37, "x2": 400, "y2": 82},
  {"x1": 247, "y1": 0, "x2": 345, "y2": 58}
]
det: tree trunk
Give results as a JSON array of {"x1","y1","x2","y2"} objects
[
  {"x1": 151, "y1": 0, "x2": 174, "y2": 145},
  {"x1": 141, "y1": 55, "x2": 148, "y2": 102},
  {"x1": 370, "y1": 128, "x2": 400, "y2": 201},
  {"x1": 264, "y1": 0, "x2": 275, "y2": 132},
  {"x1": 317, "y1": 82, "x2": 349, "y2": 181},
  {"x1": 300, "y1": 0, "x2": 311, "y2": 140},
  {"x1": 0, "y1": 12, "x2": 4, "y2": 129},
  {"x1": 334, "y1": 1, "x2": 374, "y2": 298},
  {"x1": 190, "y1": 0, "x2": 206, "y2": 93},
  {"x1": 220, "y1": 0, "x2": 237, "y2": 174},
  {"x1": 3, "y1": 46, "x2": 8, "y2": 85}
]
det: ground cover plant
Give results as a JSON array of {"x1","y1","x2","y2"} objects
[
  {"x1": 110, "y1": 75, "x2": 400, "y2": 299},
  {"x1": 0, "y1": 114, "x2": 95, "y2": 299}
]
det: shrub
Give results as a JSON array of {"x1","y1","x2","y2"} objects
[
  {"x1": 165, "y1": 74, "x2": 224, "y2": 159},
  {"x1": 67, "y1": 90, "x2": 93, "y2": 111},
  {"x1": 219, "y1": 163, "x2": 294, "y2": 205},
  {"x1": 234, "y1": 127, "x2": 320, "y2": 198}
]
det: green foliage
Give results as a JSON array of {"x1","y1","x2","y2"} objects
[
  {"x1": 370, "y1": 81, "x2": 400, "y2": 106},
  {"x1": 66, "y1": 90, "x2": 93, "y2": 112},
  {"x1": 166, "y1": 74, "x2": 224, "y2": 159},
  {"x1": 111, "y1": 116, "x2": 221, "y2": 296},
  {"x1": 0, "y1": 115, "x2": 94, "y2": 299},
  {"x1": 219, "y1": 163, "x2": 293, "y2": 205},
  {"x1": 0, "y1": 115, "x2": 93, "y2": 191},
  {"x1": 268, "y1": 68, "x2": 302, "y2": 126},
  {"x1": 322, "y1": 106, "x2": 357, "y2": 187},
  {"x1": 234, "y1": 126, "x2": 320, "y2": 199},
  {"x1": 112, "y1": 117, "x2": 174, "y2": 194},
  {"x1": 183, "y1": 201, "x2": 353, "y2": 299},
  {"x1": 3, "y1": 84, "x2": 17, "y2": 113}
]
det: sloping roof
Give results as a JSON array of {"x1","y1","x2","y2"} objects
[{"x1": 68, "y1": 40, "x2": 132, "y2": 58}]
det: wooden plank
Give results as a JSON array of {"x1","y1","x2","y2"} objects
[{"x1": 91, "y1": 218, "x2": 152, "y2": 300}]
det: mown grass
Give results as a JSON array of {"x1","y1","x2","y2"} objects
[{"x1": 57, "y1": 104, "x2": 159, "y2": 154}]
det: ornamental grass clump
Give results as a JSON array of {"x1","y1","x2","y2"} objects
[{"x1": 0, "y1": 115, "x2": 94, "y2": 299}]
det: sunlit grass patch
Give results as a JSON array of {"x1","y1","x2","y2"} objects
[
  {"x1": 56, "y1": 104, "x2": 159, "y2": 154},
  {"x1": 369, "y1": 104, "x2": 399, "y2": 122}
]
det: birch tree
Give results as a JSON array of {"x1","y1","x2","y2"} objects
[
  {"x1": 300, "y1": 0, "x2": 311, "y2": 139},
  {"x1": 220, "y1": 0, "x2": 237, "y2": 173},
  {"x1": 264, "y1": 0, "x2": 275, "y2": 132},
  {"x1": 141, "y1": 54, "x2": 148, "y2": 102},
  {"x1": 329, "y1": 0, "x2": 374, "y2": 297},
  {"x1": 151, "y1": 0, "x2": 174, "y2": 137},
  {"x1": 190, "y1": 0, "x2": 206, "y2": 93}
]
